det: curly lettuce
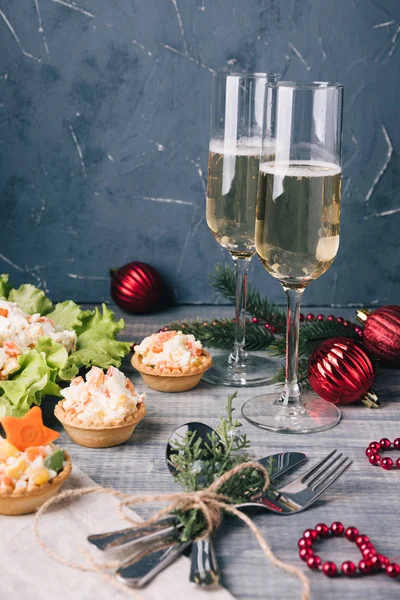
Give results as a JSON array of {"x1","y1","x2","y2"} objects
[{"x1": 0, "y1": 276, "x2": 131, "y2": 416}]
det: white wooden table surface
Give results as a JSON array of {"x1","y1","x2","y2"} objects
[{"x1": 42, "y1": 305, "x2": 400, "y2": 600}]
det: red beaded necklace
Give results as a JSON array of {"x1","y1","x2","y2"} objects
[
  {"x1": 298, "y1": 522, "x2": 400, "y2": 578},
  {"x1": 366, "y1": 438, "x2": 400, "y2": 469}
]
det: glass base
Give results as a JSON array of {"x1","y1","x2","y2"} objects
[
  {"x1": 241, "y1": 390, "x2": 341, "y2": 433},
  {"x1": 202, "y1": 353, "x2": 276, "y2": 387}
]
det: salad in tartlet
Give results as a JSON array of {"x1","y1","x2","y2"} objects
[
  {"x1": 55, "y1": 366, "x2": 146, "y2": 448},
  {"x1": 0, "y1": 406, "x2": 71, "y2": 515},
  {"x1": 132, "y1": 330, "x2": 212, "y2": 392}
]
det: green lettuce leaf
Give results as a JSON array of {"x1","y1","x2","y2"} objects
[
  {"x1": 0, "y1": 274, "x2": 12, "y2": 299},
  {"x1": 61, "y1": 304, "x2": 131, "y2": 376},
  {"x1": 8, "y1": 284, "x2": 53, "y2": 315},
  {"x1": 0, "y1": 338, "x2": 68, "y2": 417},
  {"x1": 47, "y1": 300, "x2": 83, "y2": 330}
]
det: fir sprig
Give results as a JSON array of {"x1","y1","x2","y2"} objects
[
  {"x1": 210, "y1": 264, "x2": 286, "y2": 332},
  {"x1": 168, "y1": 319, "x2": 274, "y2": 350},
  {"x1": 169, "y1": 392, "x2": 265, "y2": 541}
]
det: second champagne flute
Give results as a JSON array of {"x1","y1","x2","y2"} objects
[{"x1": 204, "y1": 72, "x2": 279, "y2": 387}]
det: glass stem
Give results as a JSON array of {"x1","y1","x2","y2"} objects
[
  {"x1": 229, "y1": 258, "x2": 250, "y2": 365},
  {"x1": 280, "y1": 287, "x2": 305, "y2": 406}
]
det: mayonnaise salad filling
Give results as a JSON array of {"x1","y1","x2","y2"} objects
[
  {"x1": 135, "y1": 331, "x2": 203, "y2": 370},
  {"x1": 0, "y1": 440, "x2": 66, "y2": 494},
  {"x1": 60, "y1": 366, "x2": 145, "y2": 426},
  {"x1": 0, "y1": 300, "x2": 77, "y2": 379}
]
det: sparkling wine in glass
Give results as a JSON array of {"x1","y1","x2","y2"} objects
[
  {"x1": 242, "y1": 81, "x2": 343, "y2": 431},
  {"x1": 203, "y1": 72, "x2": 279, "y2": 387}
]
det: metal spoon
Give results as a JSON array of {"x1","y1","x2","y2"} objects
[{"x1": 166, "y1": 422, "x2": 221, "y2": 588}]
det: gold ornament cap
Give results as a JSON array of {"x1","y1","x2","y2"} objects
[
  {"x1": 356, "y1": 309, "x2": 371, "y2": 324},
  {"x1": 361, "y1": 390, "x2": 380, "y2": 409}
]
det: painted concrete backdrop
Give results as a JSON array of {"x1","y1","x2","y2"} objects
[{"x1": 0, "y1": 0, "x2": 399, "y2": 306}]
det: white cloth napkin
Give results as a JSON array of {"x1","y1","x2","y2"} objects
[{"x1": 0, "y1": 466, "x2": 235, "y2": 600}]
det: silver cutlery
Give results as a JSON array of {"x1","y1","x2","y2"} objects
[
  {"x1": 236, "y1": 449, "x2": 352, "y2": 514},
  {"x1": 106, "y1": 451, "x2": 306, "y2": 588},
  {"x1": 88, "y1": 451, "x2": 306, "y2": 552}
]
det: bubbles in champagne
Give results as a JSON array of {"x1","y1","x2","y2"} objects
[
  {"x1": 256, "y1": 160, "x2": 341, "y2": 287},
  {"x1": 206, "y1": 138, "x2": 266, "y2": 258}
]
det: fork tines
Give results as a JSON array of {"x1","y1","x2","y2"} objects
[{"x1": 303, "y1": 449, "x2": 352, "y2": 491}]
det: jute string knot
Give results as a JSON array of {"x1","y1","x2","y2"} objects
[{"x1": 34, "y1": 461, "x2": 310, "y2": 600}]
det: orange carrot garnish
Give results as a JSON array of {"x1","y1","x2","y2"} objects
[{"x1": 0, "y1": 406, "x2": 59, "y2": 451}]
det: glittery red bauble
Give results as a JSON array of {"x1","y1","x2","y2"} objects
[
  {"x1": 357, "y1": 306, "x2": 400, "y2": 365},
  {"x1": 308, "y1": 337, "x2": 377, "y2": 406},
  {"x1": 110, "y1": 262, "x2": 163, "y2": 313}
]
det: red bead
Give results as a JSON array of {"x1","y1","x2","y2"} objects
[
  {"x1": 330, "y1": 522, "x2": 344, "y2": 536},
  {"x1": 369, "y1": 441, "x2": 381, "y2": 451},
  {"x1": 396, "y1": 458, "x2": 400, "y2": 469},
  {"x1": 327, "y1": 315, "x2": 335, "y2": 321},
  {"x1": 264, "y1": 323, "x2": 270, "y2": 329},
  {"x1": 378, "y1": 554, "x2": 390, "y2": 567},
  {"x1": 164, "y1": 326, "x2": 169, "y2": 331},
  {"x1": 359, "y1": 559, "x2": 372, "y2": 574},
  {"x1": 394, "y1": 438, "x2": 400, "y2": 450},
  {"x1": 381, "y1": 457, "x2": 393, "y2": 470},
  {"x1": 336, "y1": 317, "x2": 343, "y2": 323},
  {"x1": 356, "y1": 535, "x2": 370, "y2": 547},
  {"x1": 366, "y1": 447, "x2": 377, "y2": 457},
  {"x1": 360, "y1": 542, "x2": 371, "y2": 552},
  {"x1": 317, "y1": 314, "x2": 324, "y2": 321},
  {"x1": 202, "y1": 321, "x2": 208, "y2": 326},
  {"x1": 300, "y1": 313, "x2": 305, "y2": 322},
  {"x1": 298, "y1": 538, "x2": 313, "y2": 549},
  {"x1": 315, "y1": 523, "x2": 330, "y2": 538},
  {"x1": 299, "y1": 548, "x2": 313, "y2": 561},
  {"x1": 345, "y1": 526, "x2": 359, "y2": 541},
  {"x1": 307, "y1": 556, "x2": 322, "y2": 570},
  {"x1": 306, "y1": 314, "x2": 315, "y2": 321},
  {"x1": 369, "y1": 555, "x2": 382, "y2": 570},
  {"x1": 341, "y1": 561, "x2": 356, "y2": 576},
  {"x1": 212, "y1": 321, "x2": 217, "y2": 326},
  {"x1": 386, "y1": 563, "x2": 400, "y2": 578},
  {"x1": 379, "y1": 438, "x2": 391, "y2": 449},
  {"x1": 362, "y1": 547, "x2": 377, "y2": 558},
  {"x1": 252, "y1": 316, "x2": 259, "y2": 324},
  {"x1": 303, "y1": 529, "x2": 318, "y2": 541},
  {"x1": 369, "y1": 453, "x2": 381, "y2": 465},
  {"x1": 343, "y1": 321, "x2": 349, "y2": 326},
  {"x1": 322, "y1": 561, "x2": 337, "y2": 577}
]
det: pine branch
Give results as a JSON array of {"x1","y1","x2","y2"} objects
[
  {"x1": 210, "y1": 264, "x2": 286, "y2": 332},
  {"x1": 168, "y1": 319, "x2": 274, "y2": 350},
  {"x1": 269, "y1": 320, "x2": 360, "y2": 358}
]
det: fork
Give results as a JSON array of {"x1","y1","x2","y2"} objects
[{"x1": 236, "y1": 449, "x2": 352, "y2": 514}]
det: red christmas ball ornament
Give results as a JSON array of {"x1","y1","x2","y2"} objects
[
  {"x1": 308, "y1": 337, "x2": 380, "y2": 408},
  {"x1": 357, "y1": 306, "x2": 400, "y2": 365},
  {"x1": 110, "y1": 262, "x2": 163, "y2": 314}
]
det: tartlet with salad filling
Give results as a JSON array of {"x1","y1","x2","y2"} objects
[
  {"x1": 54, "y1": 366, "x2": 146, "y2": 448},
  {"x1": 132, "y1": 330, "x2": 212, "y2": 392},
  {"x1": 0, "y1": 406, "x2": 71, "y2": 515}
]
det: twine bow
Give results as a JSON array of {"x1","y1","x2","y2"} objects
[{"x1": 34, "y1": 461, "x2": 310, "y2": 600}]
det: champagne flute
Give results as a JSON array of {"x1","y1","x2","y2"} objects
[
  {"x1": 204, "y1": 72, "x2": 279, "y2": 387},
  {"x1": 242, "y1": 81, "x2": 343, "y2": 431}
]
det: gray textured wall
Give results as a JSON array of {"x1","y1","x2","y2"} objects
[{"x1": 0, "y1": 0, "x2": 399, "y2": 307}]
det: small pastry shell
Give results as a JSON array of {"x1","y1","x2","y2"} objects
[
  {"x1": 0, "y1": 451, "x2": 72, "y2": 516},
  {"x1": 54, "y1": 402, "x2": 146, "y2": 448},
  {"x1": 131, "y1": 350, "x2": 212, "y2": 392}
]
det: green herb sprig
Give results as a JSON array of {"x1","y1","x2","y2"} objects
[{"x1": 169, "y1": 393, "x2": 266, "y2": 541}]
